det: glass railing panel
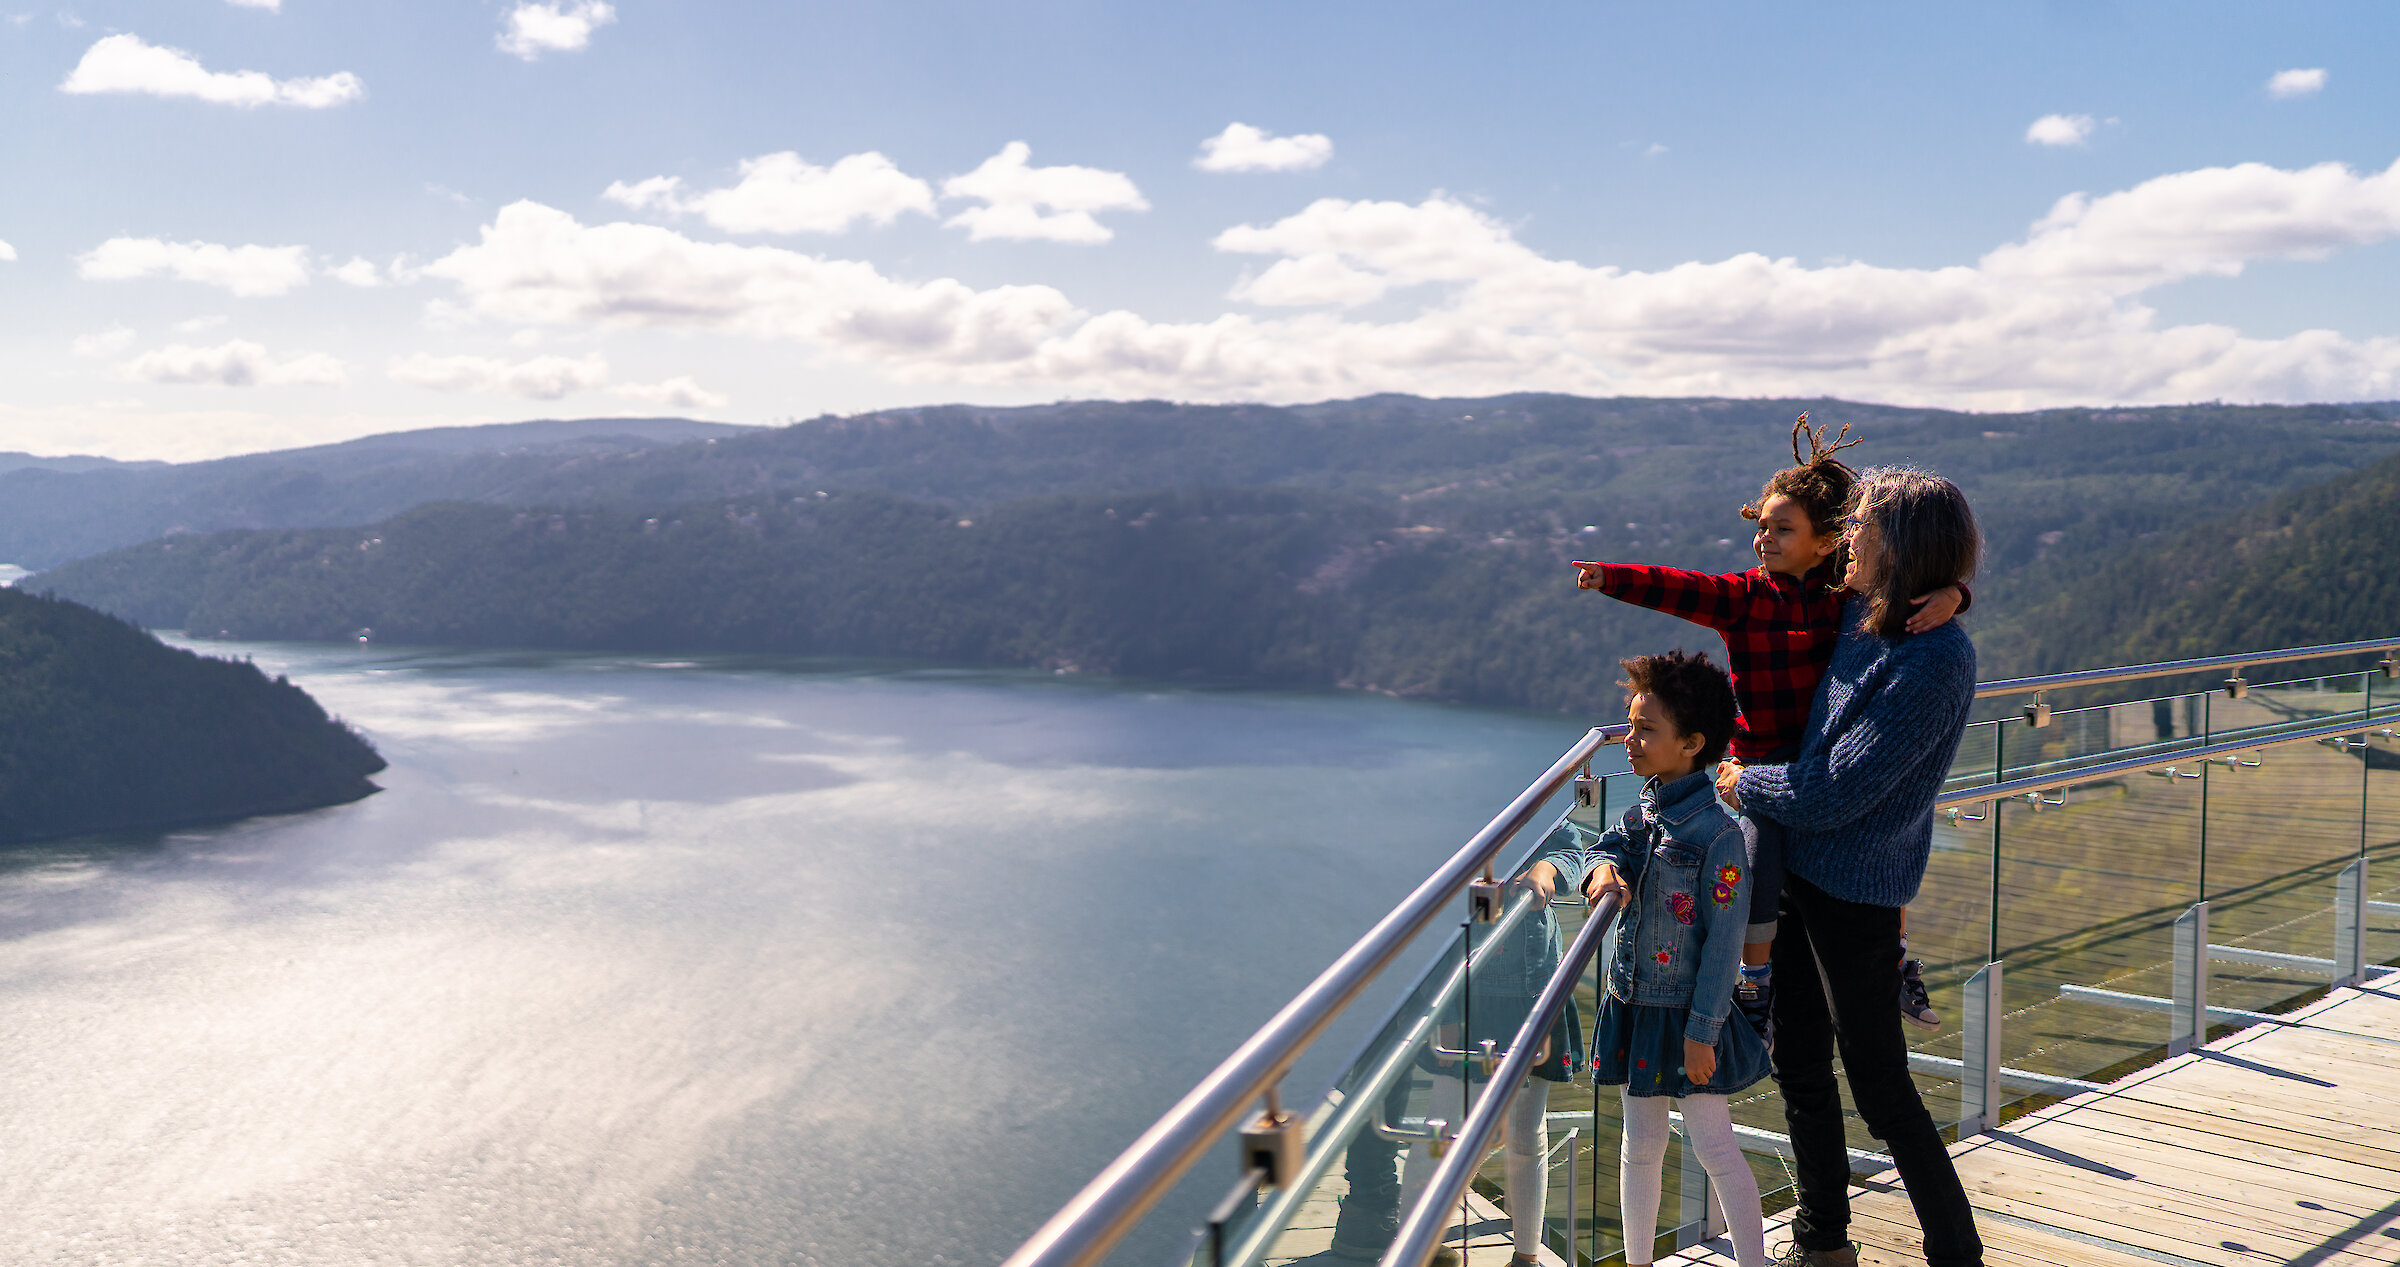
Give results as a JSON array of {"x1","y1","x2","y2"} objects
[
  {"x1": 1983, "y1": 691, "x2": 2212, "y2": 789},
  {"x1": 2199, "y1": 679, "x2": 2370, "y2": 1018},
  {"x1": 1192, "y1": 803, "x2": 1614, "y2": 1267},
  {"x1": 1985, "y1": 759, "x2": 2197, "y2": 1093},
  {"x1": 2365, "y1": 717, "x2": 2400, "y2": 973}
]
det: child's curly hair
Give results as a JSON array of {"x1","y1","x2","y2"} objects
[
  {"x1": 1620, "y1": 649, "x2": 1739, "y2": 768},
  {"x1": 1739, "y1": 412, "x2": 1864, "y2": 550}
]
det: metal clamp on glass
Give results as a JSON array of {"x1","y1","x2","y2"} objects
[
  {"x1": 1428, "y1": 1037, "x2": 1507, "y2": 1078},
  {"x1": 2381, "y1": 654, "x2": 2398, "y2": 680},
  {"x1": 1372, "y1": 1114, "x2": 1455, "y2": 1156},
  {"x1": 2148, "y1": 766, "x2": 2202, "y2": 781},
  {"x1": 2215, "y1": 753, "x2": 2261, "y2": 769},
  {"x1": 1467, "y1": 865, "x2": 1504, "y2": 923},
  {"x1": 2024, "y1": 788, "x2": 2068, "y2": 810},
  {"x1": 1945, "y1": 801, "x2": 1987, "y2": 825},
  {"x1": 2022, "y1": 692, "x2": 2051, "y2": 728},
  {"x1": 2224, "y1": 671, "x2": 2249, "y2": 699},
  {"x1": 1571, "y1": 761, "x2": 1600, "y2": 809},
  {"x1": 1239, "y1": 1088, "x2": 1305, "y2": 1190},
  {"x1": 2320, "y1": 735, "x2": 2369, "y2": 752}
]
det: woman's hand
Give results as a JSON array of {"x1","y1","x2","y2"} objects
[
  {"x1": 1516, "y1": 860, "x2": 1560, "y2": 908},
  {"x1": 1576, "y1": 564, "x2": 1606, "y2": 591},
  {"x1": 1904, "y1": 584, "x2": 1966, "y2": 634},
  {"x1": 1581, "y1": 862, "x2": 1629, "y2": 908},
  {"x1": 1683, "y1": 1037, "x2": 1716, "y2": 1085},
  {"x1": 1714, "y1": 759, "x2": 1744, "y2": 811}
]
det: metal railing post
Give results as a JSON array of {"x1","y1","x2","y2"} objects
[
  {"x1": 2170, "y1": 902, "x2": 2210, "y2": 1056},
  {"x1": 1959, "y1": 961, "x2": 2003, "y2": 1137},
  {"x1": 2335, "y1": 859, "x2": 2367, "y2": 989}
]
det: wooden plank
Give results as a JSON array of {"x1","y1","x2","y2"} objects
[
  {"x1": 1947, "y1": 1139, "x2": 2400, "y2": 1266},
  {"x1": 1844, "y1": 1196, "x2": 2155, "y2": 1267},
  {"x1": 2049, "y1": 1092, "x2": 2400, "y2": 1175},
  {"x1": 1997, "y1": 1114, "x2": 2400, "y2": 1220}
]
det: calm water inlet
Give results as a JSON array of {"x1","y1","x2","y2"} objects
[{"x1": 0, "y1": 641, "x2": 1605, "y2": 1265}]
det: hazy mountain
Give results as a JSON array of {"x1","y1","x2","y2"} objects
[
  {"x1": 0, "y1": 416, "x2": 753, "y2": 569},
  {"x1": 5, "y1": 398, "x2": 2398, "y2": 581}
]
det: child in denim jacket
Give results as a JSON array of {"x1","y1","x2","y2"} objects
[{"x1": 1523, "y1": 650, "x2": 1768, "y2": 1267}]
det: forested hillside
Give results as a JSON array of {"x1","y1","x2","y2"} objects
[
  {"x1": 35, "y1": 489, "x2": 1717, "y2": 713},
  {"x1": 5, "y1": 396, "x2": 2398, "y2": 583},
  {"x1": 28, "y1": 394, "x2": 2400, "y2": 711},
  {"x1": 0, "y1": 588, "x2": 386, "y2": 843},
  {"x1": 1976, "y1": 449, "x2": 2400, "y2": 679}
]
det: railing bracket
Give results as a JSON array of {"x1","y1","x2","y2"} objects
[{"x1": 1239, "y1": 1088, "x2": 1306, "y2": 1190}]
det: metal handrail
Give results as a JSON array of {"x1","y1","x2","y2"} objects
[
  {"x1": 1975, "y1": 636, "x2": 2400, "y2": 700},
  {"x1": 1380, "y1": 891, "x2": 1624, "y2": 1267},
  {"x1": 1213, "y1": 886, "x2": 1549, "y2": 1267},
  {"x1": 1935, "y1": 707, "x2": 2398, "y2": 810},
  {"x1": 998, "y1": 725, "x2": 1624, "y2": 1267}
]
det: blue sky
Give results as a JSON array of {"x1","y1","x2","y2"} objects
[{"x1": 3, "y1": 1, "x2": 2397, "y2": 459}]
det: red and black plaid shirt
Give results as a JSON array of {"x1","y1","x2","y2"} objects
[{"x1": 1594, "y1": 562, "x2": 1853, "y2": 764}]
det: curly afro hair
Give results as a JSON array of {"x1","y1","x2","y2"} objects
[
  {"x1": 1619, "y1": 649, "x2": 1740, "y2": 768},
  {"x1": 1740, "y1": 411, "x2": 1864, "y2": 544}
]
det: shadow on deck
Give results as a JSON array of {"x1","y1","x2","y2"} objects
[{"x1": 1663, "y1": 983, "x2": 2400, "y2": 1267}]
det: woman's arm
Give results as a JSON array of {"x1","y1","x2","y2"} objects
[
  {"x1": 1580, "y1": 563, "x2": 1761, "y2": 632},
  {"x1": 1682, "y1": 820, "x2": 1751, "y2": 1046},
  {"x1": 1735, "y1": 637, "x2": 1977, "y2": 832}
]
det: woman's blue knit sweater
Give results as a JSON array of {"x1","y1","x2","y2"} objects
[{"x1": 1733, "y1": 599, "x2": 1977, "y2": 908}]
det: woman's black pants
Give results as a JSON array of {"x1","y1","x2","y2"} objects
[{"x1": 1772, "y1": 873, "x2": 1983, "y2": 1266}]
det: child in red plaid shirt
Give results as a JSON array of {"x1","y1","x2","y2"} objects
[{"x1": 1574, "y1": 416, "x2": 1963, "y2": 1043}]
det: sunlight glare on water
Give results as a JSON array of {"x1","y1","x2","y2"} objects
[{"x1": 0, "y1": 642, "x2": 1605, "y2": 1265}]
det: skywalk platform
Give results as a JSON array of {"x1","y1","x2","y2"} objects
[{"x1": 1664, "y1": 982, "x2": 2400, "y2": 1267}]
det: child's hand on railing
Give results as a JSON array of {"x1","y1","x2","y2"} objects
[
  {"x1": 1683, "y1": 1037, "x2": 1716, "y2": 1085},
  {"x1": 1516, "y1": 860, "x2": 1560, "y2": 908},
  {"x1": 1904, "y1": 584, "x2": 1966, "y2": 634},
  {"x1": 1581, "y1": 862, "x2": 1629, "y2": 907}
]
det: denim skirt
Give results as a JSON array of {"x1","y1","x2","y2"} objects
[{"x1": 1591, "y1": 995, "x2": 1770, "y2": 1097}]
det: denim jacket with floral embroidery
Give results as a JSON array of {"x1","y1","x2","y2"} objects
[{"x1": 1537, "y1": 768, "x2": 1752, "y2": 1044}]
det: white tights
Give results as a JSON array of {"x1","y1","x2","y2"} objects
[
  {"x1": 1396, "y1": 1075, "x2": 1551, "y2": 1258},
  {"x1": 1618, "y1": 1090, "x2": 1764, "y2": 1267}
]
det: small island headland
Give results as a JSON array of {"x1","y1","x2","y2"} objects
[{"x1": 0, "y1": 587, "x2": 385, "y2": 845}]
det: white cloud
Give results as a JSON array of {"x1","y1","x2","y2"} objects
[
  {"x1": 78, "y1": 238, "x2": 312, "y2": 297},
  {"x1": 2267, "y1": 67, "x2": 2328, "y2": 99},
  {"x1": 0, "y1": 238, "x2": 14, "y2": 261},
  {"x1": 421, "y1": 200, "x2": 1078, "y2": 365},
  {"x1": 59, "y1": 33, "x2": 362, "y2": 108},
  {"x1": 70, "y1": 326, "x2": 135, "y2": 356},
  {"x1": 498, "y1": 1, "x2": 615, "y2": 60},
  {"x1": 387, "y1": 351, "x2": 610, "y2": 400},
  {"x1": 1193, "y1": 123, "x2": 1333, "y2": 174},
  {"x1": 226, "y1": 0, "x2": 280, "y2": 9},
  {"x1": 121, "y1": 340, "x2": 346, "y2": 387},
  {"x1": 1981, "y1": 159, "x2": 2400, "y2": 291},
  {"x1": 611, "y1": 376, "x2": 728, "y2": 410},
  {"x1": 327, "y1": 257, "x2": 384, "y2": 287},
  {"x1": 2025, "y1": 114, "x2": 2095, "y2": 147},
  {"x1": 176, "y1": 314, "x2": 229, "y2": 333},
  {"x1": 941, "y1": 142, "x2": 1148, "y2": 244},
  {"x1": 604, "y1": 151, "x2": 935, "y2": 235},
  {"x1": 418, "y1": 157, "x2": 2400, "y2": 412}
]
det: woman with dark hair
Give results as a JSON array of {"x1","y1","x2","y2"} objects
[{"x1": 1716, "y1": 467, "x2": 1985, "y2": 1267}]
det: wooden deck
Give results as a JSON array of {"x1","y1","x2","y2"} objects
[{"x1": 1661, "y1": 981, "x2": 2400, "y2": 1267}]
